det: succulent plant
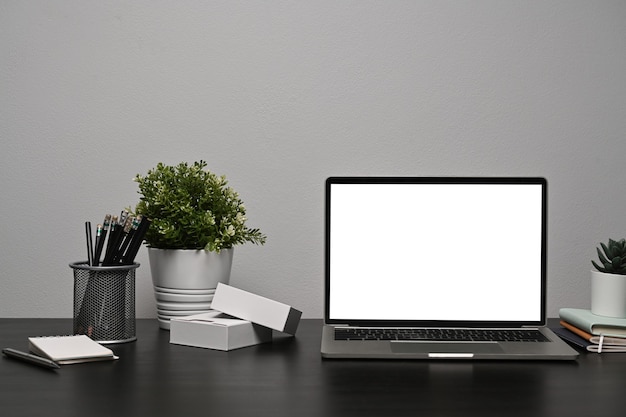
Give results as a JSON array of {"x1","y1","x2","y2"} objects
[{"x1": 592, "y1": 238, "x2": 626, "y2": 275}]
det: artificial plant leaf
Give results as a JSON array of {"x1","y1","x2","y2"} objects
[
  {"x1": 612, "y1": 256, "x2": 623, "y2": 269},
  {"x1": 603, "y1": 242, "x2": 617, "y2": 259},
  {"x1": 597, "y1": 247, "x2": 610, "y2": 265},
  {"x1": 592, "y1": 260, "x2": 606, "y2": 272}
]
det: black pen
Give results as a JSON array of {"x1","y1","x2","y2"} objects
[
  {"x1": 2, "y1": 348, "x2": 60, "y2": 369},
  {"x1": 85, "y1": 221, "x2": 94, "y2": 266}
]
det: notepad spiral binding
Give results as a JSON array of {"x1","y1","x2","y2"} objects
[{"x1": 70, "y1": 261, "x2": 139, "y2": 344}]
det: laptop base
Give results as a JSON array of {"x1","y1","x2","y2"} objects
[{"x1": 321, "y1": 325, "x2": 579, "y2": 360}]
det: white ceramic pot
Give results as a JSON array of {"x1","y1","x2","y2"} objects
[
  {"x1": 148, "y1": 248, "x2": 234, "y2": 329},
  {"x1": 591, "y1": 270, "x2": 626, "y2": 318}
]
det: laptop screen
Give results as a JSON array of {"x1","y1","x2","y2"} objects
[{"x1": 325, "y1": 177, "x2": 547, "y2": 327}]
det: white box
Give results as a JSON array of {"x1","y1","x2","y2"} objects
[
  {"x1": 170, "y1": 311, "x2": 272, "y2": 351},
  {"x1": 211, "y1": 283, "x2": 302, "y2": 335}
]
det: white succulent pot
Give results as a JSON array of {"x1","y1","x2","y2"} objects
[
  {"x1": 591, "y1": 270, "x2": 626, "y2": 318},
  {"x1": 148, "y1": 248, "x2": 234, "y2": 329}
]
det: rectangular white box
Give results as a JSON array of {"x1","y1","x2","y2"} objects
[
  {"x1": 211, "y1": 283, "x2": 302, "y2": 335},
  {"x1": 170, "y1": 311, "x2": 272, "y2": 351}
]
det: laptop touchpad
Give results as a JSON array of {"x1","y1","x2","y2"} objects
[{"x1": 391, "y1": 342, "x2": 504, "y2": 355}]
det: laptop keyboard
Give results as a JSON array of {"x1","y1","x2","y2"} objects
[{"x1": 334, "y1": 327, "x2": 549, "y2": 342}]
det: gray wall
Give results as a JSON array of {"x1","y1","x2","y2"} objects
[{"x1": 2, "y1": 1, "x2": 625, "y2": 319}]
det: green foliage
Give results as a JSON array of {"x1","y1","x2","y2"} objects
[
  {"x1": 592, "y1": 238, "x2": 626, "y2": 275},
  {"x1": 132, "y1": 161, "x2": 266, "y2": 252}
]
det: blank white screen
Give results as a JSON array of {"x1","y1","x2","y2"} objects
[{"x1": 329, "y1": 182, "x2": 543, "y2": 322}]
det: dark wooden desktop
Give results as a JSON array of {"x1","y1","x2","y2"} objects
[{"x1": 1, "y1": 318, "x2": 625, "y2": 417}]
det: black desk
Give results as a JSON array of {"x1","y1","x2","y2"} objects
[{"x1": 1, "y1": 319, "x2": 625, "y2": 417}]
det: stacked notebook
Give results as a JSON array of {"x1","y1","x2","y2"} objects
[{"x1": 558, "y1": 308, "x2": 626, "y2": 353}]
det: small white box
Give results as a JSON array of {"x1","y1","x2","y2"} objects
[
  {"x1": 211, "y1": 283, "x2": 302, "y2": 335},
  {"x1": 170, "y1": 311, "x2": 272, "y2": 351}
]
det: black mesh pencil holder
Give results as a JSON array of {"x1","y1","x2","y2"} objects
[{"x1": 70, "y1": 261, "x2": 139, "y2": 344}]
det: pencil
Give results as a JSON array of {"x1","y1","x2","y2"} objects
[
  {"x1": 122, "y1": 216, "x2": 150, "y2": 264},
  {"x1": 115, "y1": 216, "x2": 139, "y2": 263},
  {"x1": 93, "y1": 224, "x2": 103, "y2": 266},
  {"x1": 102, "y1": 215, "x2": 119, "y2": 265},
  {"x1": 112, "y1": 216, "x2": 134, "y2": 264},
  {"x1": 93, "y1": 214, "x2": 111, "y2": 266}
]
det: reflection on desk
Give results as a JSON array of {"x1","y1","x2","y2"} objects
[{"x1": 1, "y1": 318, "x2": 625, "y2": 417}]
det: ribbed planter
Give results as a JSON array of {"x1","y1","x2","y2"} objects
[{"x1": 148, "y1": 248, "x2": 234, "y2": 329}]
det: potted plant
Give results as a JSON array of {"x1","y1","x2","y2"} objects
[
  {"x1": 132, "y1": 161, "x2": 266, "y2": 328},
  {"x1": 591, "y1": 238, "x2": 626, "y2": 318}
]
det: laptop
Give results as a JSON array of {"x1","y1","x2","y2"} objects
[{"x1": 320, "y1": 177, "x2": 579, "y2": 360}]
